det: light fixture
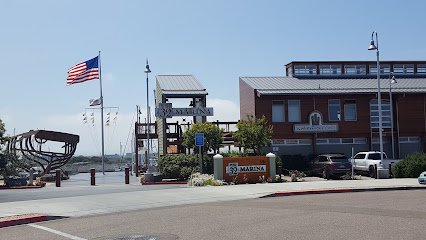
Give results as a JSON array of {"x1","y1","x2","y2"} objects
[
  {"x1": 144, "y1": 60, "x2": 151, "y2": 73},
  {"x1": 368, "y1": 31, "x2": 384, "y2": 173},
  {"x1": 145, "y1": 59, "x2": 151, "y2": 173}
]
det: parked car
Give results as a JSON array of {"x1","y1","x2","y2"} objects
[
  {"x1": 350, "y1": 151, "x2": 401, "y2": 178},
  {"x1": 418, "y1": 171, "x2": 426, "y2": 184},
  {"x1": 311, "y1": 154, "x2": 352, "y2": 179}
]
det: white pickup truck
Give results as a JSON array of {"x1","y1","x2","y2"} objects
[{"x1": 350, "y1": 151, "x2": 401, "y2": 178}]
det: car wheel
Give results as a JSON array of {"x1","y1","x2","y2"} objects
[
  {"x1": 322, "y1": 169, "x2": 330, "y2": 180},
  {"x1": 369, "y1": 166, "x2": 376, "y2": 178}
]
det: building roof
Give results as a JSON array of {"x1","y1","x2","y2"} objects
[
  {"x1": 156, "y1": 75, "x2": 208, "y2": 96},
  {"x1": 285, "y1": 60, "x2": 426, "y2": 67},
  {"x1": 240, "y1": 76, "x2": 426, "y2": 95}
]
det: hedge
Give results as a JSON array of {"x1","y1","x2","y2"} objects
[
  {"x1": 393, "y1": 152, "x2": 426, "y2": 178},
  {"x1": 157, "y1": 154, "x2": 213, "y2": 180}
]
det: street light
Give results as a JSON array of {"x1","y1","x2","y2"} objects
[
  {"x1": 389, "y1": 72, "x2": 397, "y2": 159},
  {"x1": 368, "y1": 31, "x2": 384, "y2": 165},
  {"x1": 144, "y1": 59, "x2": 151, "y2": 173}
]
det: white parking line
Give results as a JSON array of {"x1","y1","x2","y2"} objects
[{"x1": 29, "y1": 224, "x2": 87, "y2": 240}]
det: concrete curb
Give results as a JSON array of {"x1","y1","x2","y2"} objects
[
  {"x1": 0, "y1": 214, "x2": 48, "y2": 228},
  {"x1": 143, "y1": 181, "x2": 188, "y2": 185},
  {"x1": 0, "y1": 185, "x2": 43, "y2": 190},
  {"x1": 265, "y1": 185, "x2": 426, "y2": 198}
]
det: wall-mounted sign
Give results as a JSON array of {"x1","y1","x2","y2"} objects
[
  {"x1": 293, "y1": 111, "x2": 338, "y2": 133},
  {"x1": 155, "y1": 103, "x2": 214, "y2": 118}
]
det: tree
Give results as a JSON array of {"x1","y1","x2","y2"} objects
[
  {"x1": 234, "y1": 115, "x2": 273, "y2": 155},
  {"x1": 0, "y1": 119, "x2": 33, "y2": 178},
  {"x1": 0, "y1": 118, "x2": 7, "y2": 176},
  {"x1": 0, "y1": 118, "x2": 5, "y2": 145},
  {"x1": 182, "y1": 122, "x2": 223, "y2": 153}
]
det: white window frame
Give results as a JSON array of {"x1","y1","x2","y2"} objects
[
  {"x1": 394, "y1": 64, "x2": 414, "y2": 74},
  {"x1": 370, "y1": 99, "x2": 391, "y2": 128},
  {"x1": 319, "y1": 65, "x2": 341, "y2": 75},
  {"x1": 294, "y1": 65, "x2": 317, "y2": 75},
  {"x1": 369, "y1": 64, "x2": 390, "y2": 75},
  {"x1": 417, "y1": 64, "x2": 426, "y2": 74},
  {"x1": 399, "y1": 137, "x2": 420, "y2": 143},
  {"x1": 344, "y1": 64, "x2": 366, "y2": 75},
  {"x1": 316, "y1": 138, "x2": 367, "y2": 145},
  {"x1": 272, "y1": 139, "x2": 312, "y2": 145}
]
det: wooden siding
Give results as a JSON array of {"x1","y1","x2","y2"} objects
[
  {"x1": 239, "y1": 79, "x2": 256, "y2": 120},
  {"x1": 254, "y1": 93, "x2": 426, "y2": 140}
]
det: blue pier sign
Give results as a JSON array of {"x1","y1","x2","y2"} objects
[{"x1": 195, "y1": 133, "x2": 204, "y2": 147}]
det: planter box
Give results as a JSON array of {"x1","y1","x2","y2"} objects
[{"x1": 5, "y1": 177, "x2": 27, "y2": 187}]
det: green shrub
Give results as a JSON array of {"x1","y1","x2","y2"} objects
[
  {"x1": 275, "y1": 155, "x2": 283, "y2": 175},
  {"x1": 393, "y1": 152, "x2": 426, "y2": 178},
  {"x1": 219, "y1": 150, "x2": 248, "y2": 157},
  {"x1": 157, "y1": 154, "x2": 213, "y2": 180}
]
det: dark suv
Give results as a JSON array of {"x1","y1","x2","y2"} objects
[{"x1": 311, "y1": 154, "x2": 352, "y2": 179}]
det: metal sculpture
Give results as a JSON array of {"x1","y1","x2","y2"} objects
[{"x1": 7, "y1": 130, "x2": 79, "y2": 175}]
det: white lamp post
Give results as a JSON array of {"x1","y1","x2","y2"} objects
[
  {"x1": 144, "y1": 59, "x2": 151, "y2": 172},
  {"x1": 368, "y1": 31, "x2": 384, "y2": 164},
  {"x1": 389, "y1": 72, "x2": 397, "y2": 159}
]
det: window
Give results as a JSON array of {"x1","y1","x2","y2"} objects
[
  {"x1": 316, "y1": 138, "x2": 367, "y2": 145},
  {"x1": 394, "y1": 64, "x2": 414, "y2": 74},
  {"x1": 354, "y1": 153, "x2": 366, "y2": 159},
  {"x1": 399, "y1": 137, "x2": 420, "y2": 143},
  {"x1": 271, "y1": 139, "x2": 311, "y2": 145},
  {"x1": 370, "y1": 99, "x2": 391, "y2": 128},
  {"x1": 288, "y1": 100, "x2": 301, "y2": 122},
  {"x1": 319, "y1": 65, "x2": 341, "y2": 75},
  {"x1": 417, "y1": 64, "x2": 426, "y2": 74},
  {"x1": 344, "y1": 65, "x2": 366, "y2": 75},
  {"x1": 328, "y1": 139, "x2": 340, "y2": 144},
  {"x1": 298, "y1": 139, "x2": 311, "y2": 145},
  {"x1": 330, "y1": 156, "x2": 349, "y2": 163},
  {"x1": 354, "y1": 138, "x2": 367, "y2": 144},
  {"x1": 344, "y1": 100, "x2": 357, "y2": 121},
  {"x1": 341, "y1": 138, "x2": 354, "y2": 144},
  {"x1": 328, "y1": 99, "x2": 341, "y2": 121},
  {"x1": 294, "y1": 65, "x2": 317, "y2": 75},
  {"x1": 286, "y1": 139, "x2": 298, "y2": 144},
  {"x1": 368, "y1": 153, "x2": 387, "y2": 160},
  {"x1": 369, "y1": 64, "x2": 390, "y2": 74},
  {"x1": 272, "y1": 101, "x2": 284, "y2": 122},
  {"x1": 316, "y1": 139, "x2": 328, "y2": 144}
]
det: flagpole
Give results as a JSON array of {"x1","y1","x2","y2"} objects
[{"x1": 99, "y1": 51, "x2": 105, "y2": 175}]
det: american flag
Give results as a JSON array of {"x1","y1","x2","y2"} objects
[{"x1": 67, "y1": 56, "x2": 99, "y2": 85}]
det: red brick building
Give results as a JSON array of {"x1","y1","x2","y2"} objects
[{"x1": 239, "y1": 61, "x2": 426, "y2": 159}]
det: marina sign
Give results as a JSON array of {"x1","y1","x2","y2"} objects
[{"x1": 155, "y1": 103, "x2": 214, "y2": 118}]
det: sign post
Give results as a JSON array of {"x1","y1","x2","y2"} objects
[{"x1": 195, "y1": 133, "x2": 204, "y2": 173}]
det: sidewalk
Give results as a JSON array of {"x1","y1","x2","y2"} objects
[{"x1": 0, "y1": 175, "x2": 424, "y2": 228}]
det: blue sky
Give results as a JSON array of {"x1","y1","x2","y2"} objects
[{"x1": 1, "y1": 0, "x2": 426, "y2": 156}]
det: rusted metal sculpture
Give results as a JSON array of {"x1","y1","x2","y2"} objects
[{"x1": 7, "y1": 130, "x2": 79, "y2": 175}]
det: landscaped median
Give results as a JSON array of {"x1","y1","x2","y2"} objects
[{"x1": 0, "y1": 213, "x2": 48, "y2": 228}]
